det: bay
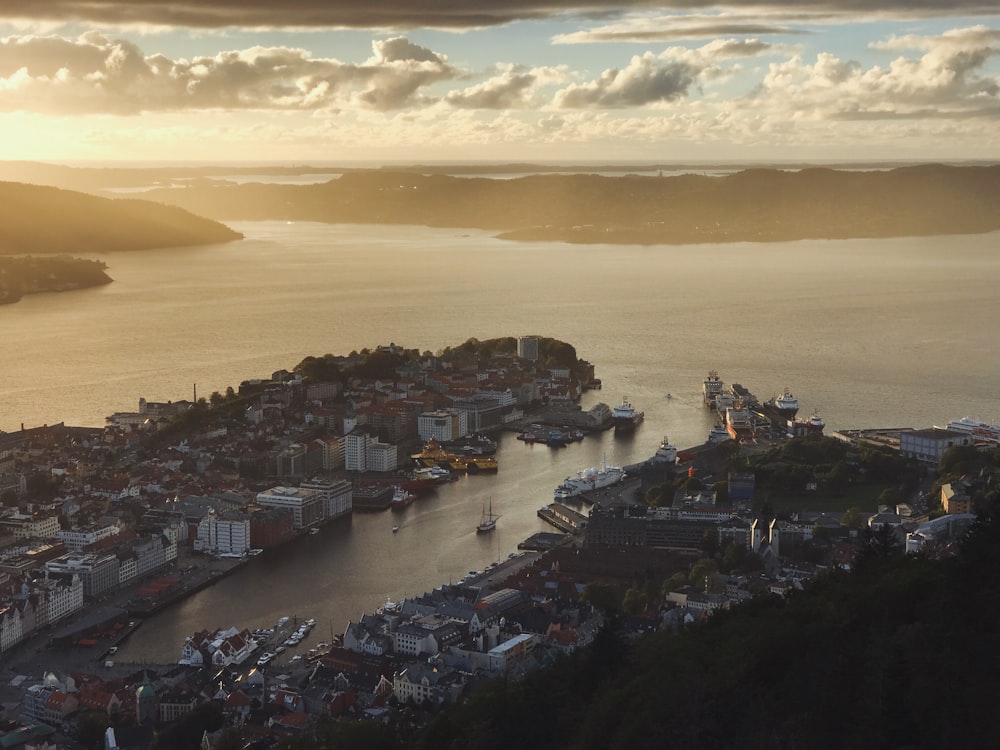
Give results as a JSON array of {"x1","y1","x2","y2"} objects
[{"x1": 2, "y1": 221, "x2": 998, "y2": 662}]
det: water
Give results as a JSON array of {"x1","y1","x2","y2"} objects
[{"x1": 2, "y1": 222, "x2": 999, "y2": 662}]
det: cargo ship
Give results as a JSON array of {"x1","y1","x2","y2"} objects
[{"x1": 703, "y1": 371, "x2": 724, "y2": 407}]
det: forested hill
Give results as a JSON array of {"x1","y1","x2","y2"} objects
[
  {"x1": 137, "y1": 164, "x2": 1000, "y2": 244},
  {"x1": 261, "y1": 499, "x2": 1000, "y2": 750},
  {"x1": 0, "y1": 182, "x2": 242, "y2": 256}
]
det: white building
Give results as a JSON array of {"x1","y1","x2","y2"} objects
[
  {"x1": 194, "y1": 511, "x2": 251, "y2": 556},
  {"x1": 300, "y1": 478, "x2": 353, "y2": 521},
  {"x1": 57, "y1": 524, "x2": 121, "y2": 552},
  {"x1": 368, "y1": 441, "x2": 399, "y2": 473},
  {"x1": 344, "y1": 430, "x2": 372, "y2": 472},
  {"x1": 255, "y1": 486, "x2": 323, "y2": 530},
  {"x1": 417, "y1": 409, "x2": 468, "y2": 442}
]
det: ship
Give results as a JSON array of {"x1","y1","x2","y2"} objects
[
  {"x1": 707, "y1": 422, "x2": 731, "y2": 444},
  {"x1": 651, "y1": 435, "x2": 678, "y2": 464},
  {"x1": 612, "y1": 396, "x2": 644, "y2": 434},
  {"x1": 725, "y1": 399, "x2": 755, "y2": 442},
  {"x1": 440, "y1": 434, "x2": 498, "y2": 456},
  {"x1": 940, "y1": 417, "x2": 1000, "y2": 445},
  {"x1": 703, "y1": 371, "x2": 724, "y2": 407},
  {"x1": 411, "y1": 438, "x2": 498, "y2": 473},
  {"x1": 554, "y1": 455, "x2": 625, "y2": 499},
  {"x1": 389, "y1": 486, "x2": 416, "y2": 511},
  {"x1": 760, "y1": 387, "x2": 800, "y2": 427},
  {"x1": 476, "y1": 498, "x2": 499, "y2": 534}
]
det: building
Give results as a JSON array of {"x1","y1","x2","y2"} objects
[
  {"x1": 941, "y1": 482, "x2": 973, "y2": 515},
  {"x1": 417, "y1": 409, "x2": 468, "y2": 442},
  {"x1": 194, "y1": 510, "x2": 251, "y2": 556},
  {"x1": 44, "y1": 553, "x2": 120, "y2": 599},
  {"x1": 255, "y1": 486, "x2": 323, "y2": 530},
  {"x1": 56, "y1": 524, "x2": 121, "y2": 552},
  {"x1": 344, "y1": 430, "x2": 373, "y2": 472},
  {"x1": 300, "y1": 478, "x2": 353, "y2": 521},
  {"x1": 899, "y1": 428, "x2": 972, "y2": 463},
  {"x1": 518, "y1": 336, "x2": 539, "y2": 361},
  {"x1": 393, "y1": 663, "x2": 466, "y2": 706},
  {"x1": 0, "y1": 513, "x2": 60, "y2": 540}
]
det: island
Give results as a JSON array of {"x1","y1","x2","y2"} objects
[
  {"x1": 122, "y1": 163, "x2": 1000, "y2": 244},
  {"x1": 0, "y1": 256, "x2": 112, "y2": 304}
]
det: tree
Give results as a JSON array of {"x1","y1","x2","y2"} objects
[
  {"x1": 841, "y1": 506, "x2": 865, "y2": 531},
  {"x1": 622, "y1": 586, "x2": 649, "y2": 616},
  {"x1": 581, "y1": 582, "x2": 620, "y2": 614}
]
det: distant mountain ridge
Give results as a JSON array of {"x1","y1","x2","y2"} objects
[
  {"x1": 0, "y1": 181, "x2": 243, "y2": 256},
  {"x1": 125, "y1": 163, "x2": 1000, "y2": 244}
]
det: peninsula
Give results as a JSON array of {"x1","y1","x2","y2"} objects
[
  {"x1": 0, "y1": 181, "x2": 243, "y2": 256},
  {"x1": 120, "y1": 163, "x2": 1000, "y2": 244}
]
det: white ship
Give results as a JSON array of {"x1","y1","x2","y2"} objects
[
  {"x1": 554, "y1": 455, "x2": 625, "y2": 499},
  {"x1": 651, "y1": 436, "x2": 678, "y2": 464},
  {"x1": 941, "y1": 417, "x2": 1000, "y2": 445},
  {"x1": 703, "y1": 371, "x2": 724, "y2": 407}
]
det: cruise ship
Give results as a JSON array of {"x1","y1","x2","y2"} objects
[
  {"x1": 941, "y1": 417, "x2": 1000, "y2": 445},
  {"x1": 554, "y1": 456, "x2": 625, "y2": 499},
  {"x1": 612, "y1": 397, "x2": 644, "y2": 434}
]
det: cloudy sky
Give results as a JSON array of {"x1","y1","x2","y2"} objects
[{"x1": 0, "y1": 1, "x2": 998, "y2": 163}]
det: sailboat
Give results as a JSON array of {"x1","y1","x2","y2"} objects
[{"x1": 476, "y1": 498, "x2": 499, "y2": 534}]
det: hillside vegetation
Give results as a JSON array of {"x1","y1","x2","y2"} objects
[
  {"x1": 132, "y1": 164, "x2": 1000, "y2": 244},
  {"x1": 0, "y1": 181, "x2": 242, "y2": 256}
]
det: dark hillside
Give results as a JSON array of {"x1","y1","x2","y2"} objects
[
  {"x1": 138, "y1": 164, "x2": 1000, "y2": 244},
  {"x1": 0, "y1": 181, "x2": 242, "y2": 255}
]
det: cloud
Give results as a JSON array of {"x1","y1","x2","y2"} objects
[
  {"x1": 445, "y1": 64, "x2": 567, "y2": 109},
  {"x1": 549, "y1": 38, "x2": 780, "y2": 108},
  {"x1": 0, "y1": 32, "x2": 458, "y2": 114},
  {"x1": 749, "y1": 25, "x2": 1000, "y2": 119},
  {"x1": 0, "y1": 2, "x2": 996, "y2": 31},
  {"x1": 554, "y1": 52, "x2": 698, "y2": 108}
]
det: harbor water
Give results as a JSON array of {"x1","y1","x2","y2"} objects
[{"x1": 1, "y1": 221, "x2": 998, "y2": 662}]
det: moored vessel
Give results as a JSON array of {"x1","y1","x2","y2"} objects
[
  {"x1": 554, "y1": 454, "x2": 625, "y2": 499},
  {"x1": 612, "y1": 396, "x2": 644, "y2": 434},
  {"x1": 703, "y1": 371, "x2": 724, "y2": 407},
  {"x1": 390, "y1": 485, "x2": 416, "y2": 510}
]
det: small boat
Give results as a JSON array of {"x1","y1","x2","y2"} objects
[
  {"x1": 476, "y1": 498, "x2": 499, "y2": 534},
  {"x1": 392, "y1": 525, "x2": 399, "y2": 533}
]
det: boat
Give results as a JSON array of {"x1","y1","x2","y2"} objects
[
  {"x1": 390, "y1": 485, "x2": 416, "y2": 510},
  {"x1": 725, "y1": 399, "x2": 755, "y2": 442},
  {"x1": 392, "y1": 525, "x2": 399, "y2": 533},
  {"x1": 412, "y1": 466, "x2": 453, "y2": 482},
  {"x1": 476, "y1": 498, "x2": 499, "y2": 534},
  {"x1": 554, "y1": 454, "x2": 625, "y2": 499},
  {"x1": 708, "y1": 422, "x2": 731, "y2": 444},
  {"x1": 411, "y1": 437, "x2": 498, "y2": 473},
  {"x1": 612, "y1": 396, "x2": 644, "y2": 434},
  {"x1": 651, "y1": 436, "x2": 678, "y2": 464},
  {"x1": 761, "y1": 387, "x2": 800, "y2": 427},
  {"x1": 703, "y1": 371, "x2": 724, "y2": 407},
  {"x1": 941, "y1": 417, "x2": 1000, "y2": 445},
  {"x1": 308, "y1": 527, "x2": 320, "y2": 535},
  {"x1": 441, "y1": 434, "x2": 498, "y2": 456}
]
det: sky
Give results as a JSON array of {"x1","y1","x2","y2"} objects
[{"x1": 0, "y1": 1, "x2": 998, "y2": 164}]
